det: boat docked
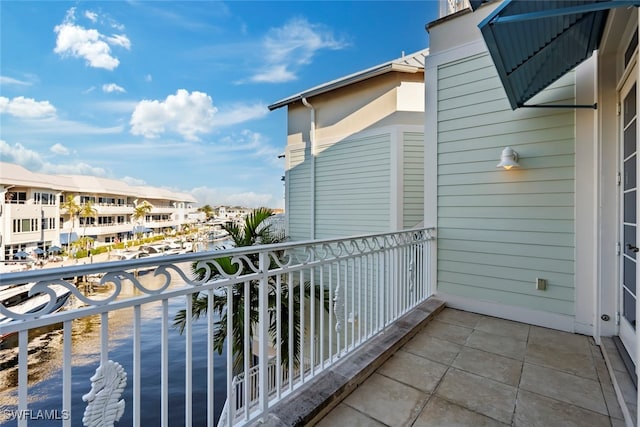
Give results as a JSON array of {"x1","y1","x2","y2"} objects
[
  {"x1": 109, "y1": 250, "x2": 150, "y2": 261},
  {"x1": 0, "y1": 283, "x2": 72, "y2": 340},
  {"x1": 139, "y1": 243, "x2": 185, "y2": 257},
  {"x1": 208, "y1": 229, "x2": 230, "y2": 242}
]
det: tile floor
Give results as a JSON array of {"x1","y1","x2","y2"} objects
[{"x1": 317, "y1": 308, "x2": 630, "y2": 427}]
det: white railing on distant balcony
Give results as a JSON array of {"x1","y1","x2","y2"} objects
[{"x1": 0, "y1": 227, "x2": 434, "y2": 427}]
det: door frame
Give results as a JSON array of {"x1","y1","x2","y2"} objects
[{"x1": 619, "y1": 62, "x2": 639, "y2": 365}]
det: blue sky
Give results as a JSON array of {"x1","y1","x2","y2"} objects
[{"x1": 1, "y1": 1, "x2": 438, "y2": 208}]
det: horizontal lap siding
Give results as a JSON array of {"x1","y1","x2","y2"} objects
[
  {"x1": 436, "y1": 53, "x2": 576, "y2": 316},
  {"x1": 404, "y1": 132, "x2": 424, "y2": 229},
  {"x1": 315, "y1": 134, "x2": 391, "y2": 238},
  {"x1": 288, "y1": 146, "x2": 311, "y2": 241}
]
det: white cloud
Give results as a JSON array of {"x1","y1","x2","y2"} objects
[
  {"x1": 130, "y1": 93, "x2": 267, "y2": 141},
  {"x1": 43, "y1": 162, "x2": 108, "y2": 176},
  {"x1": 84, "y1": 10, "x2": 98, "y2": 23},
  {"x1": 54, "y1": 24, "x2": 119, "y2": 70},
  {"x1": 50, "y1": 143, "x2": 70, "y2": 155},
  {"x1": 0, "y1": 140, "x2": 107, "y2": 176},
  {"x1": 0, "y1": 96, "x2": 56, "y2": 118},
  {"x1": 121, "y1": 176, "x2": 147, "y2": 186},
  {"x1": 211, "y1": 103, "x2": 268, "y2": 127},
  {"x1": 53, "y1": 7, "x2": 131, "y2": 71},
  {"x1": 218, "y1": 130, "x2": 281, "y2": 164},
  {"x1": 107, "y1": 34, "x2": 131, "y2": 49},
  {"x1": 250, "y1": 65, "x2": 296, "y2": 84},
  {"x1": 0, "y1": 140, "x2": 46, "y2": 170},
  {"x1": 130, "y1": 89, "x2": 217, "y2": 141},
  {"x1": 102, "y1": 83, "x2": 126, "y2": 93},
  {"x1": 0, "y1": 76, "x2": 32, "y2": 86},
  {"x1": 144, "y1": 74, "x2": 153, "y2": 82},
  {"x1": 190, "y1": 186, "x2": 278, "y2": 209},
  {"x1": 250, "y1": 17, "x2": 348, "y2": 83},
  {"x1": 2, "y1": 114, "x2": 123, "y2": 136}
]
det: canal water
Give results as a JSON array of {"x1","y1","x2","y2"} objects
[{"x1": 0, "y1": 245, "x2": 232, "y2": 426}]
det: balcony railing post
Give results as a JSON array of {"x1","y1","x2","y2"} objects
[
  {"x1": 258, "y1": 251, "x2": 269, "y2": 413},
  {"x1": 426, "y1": 230, "x2": 435, "y2": 298}
]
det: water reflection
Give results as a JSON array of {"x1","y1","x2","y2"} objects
[{"x1": 0, "y1": 260, "x2": 228, "y2": 426}]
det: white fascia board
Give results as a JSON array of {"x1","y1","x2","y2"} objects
[{"x1": 268, "y1": 64, "x2": 422, "y2": 111}]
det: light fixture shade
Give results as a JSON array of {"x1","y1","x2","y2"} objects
[{"x1": 496, "y1": 147, "x2": 520, "y2": 170}]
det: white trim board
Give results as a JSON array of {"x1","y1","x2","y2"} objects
[{"x1": 437, "y1": 292, "x2": 580, "y2": 335}]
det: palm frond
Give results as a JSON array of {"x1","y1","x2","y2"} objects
[{"x1": 173, "y1": 206, "x2": 325, "y2": 372}]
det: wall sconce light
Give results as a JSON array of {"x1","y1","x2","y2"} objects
[{"x1": 496, "y1": 147, "x2": 520, "y2": 170}]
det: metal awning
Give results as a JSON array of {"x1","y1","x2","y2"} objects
[
  {"x1": 469, "y1": 0, "x2": 490, "y2": 10},
  {"x1": 478, "y1": 0, "x2": 639, "y2": 110}
]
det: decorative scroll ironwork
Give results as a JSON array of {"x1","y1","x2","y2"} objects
[{"x1": 0, "y1": 227, "x2": 434, "y2": 327}]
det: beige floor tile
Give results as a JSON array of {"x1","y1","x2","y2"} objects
[
  {"x1": 529, "y1": 326, "x2": 591, "y2": 353},
  {"x1": 421, "y1": 319, "x2": 472, "y2": 345},
  {"x1": 452, "y1": 346, "x2": 522, "y2": 386},
  {"x1": 435, "y1": 368, "x2": 517, "y2": 424},
  {"x1": 318, "y1": 309, "x2": 626, "y2": 427},
  {"x1": 316, "y1": 403, "x2": 385, "y2": 427},
  {"x1": 377, "y1": 350, "x2": 448, "y2": 393},
  {"x1": 466, "y1": 329, "x2": 527, "y2": 360},
  {"x1": 519, "y1": 363, "x2": 607, "y2": 415},
  {"x1": 413, "y1": 396, "x2": 508, "y2": 427},
  {"x1": 435, "y1": 308, "x2": 484, "y2": 329},
  {"x1": 526, "y1": 327, "x2": 597, "y2": 379},
  {"x1": 475, "y1": 316, "x2": 530, "y2": 341},
  {"x1": 403, "y1": 332, "x2": 462, "y2": 365},
  {"x1": 525, "y1": 345, "x2": 597, "y2": 380},
  {"x1": 344, "y1": 373, "x2": 428, "y2": 427},
  {"x1": 514, "y1": 389, "x2": 611, "y2": 427}
]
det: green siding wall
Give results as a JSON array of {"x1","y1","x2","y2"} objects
[
  {"x1": 403, "y1": 132, "x2": 424, "y2": 229},
  {"x1": 288, "y1": 146, "x2": 311, "y2": 241},
  {"x1": 436, "y1": 52, "x2": 576, "y2": 316},
  {"x1": 315, "y1": 134, "x2": 391, "y2": 239}
]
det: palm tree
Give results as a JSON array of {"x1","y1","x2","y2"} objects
[
  {"x1": 74, "y1": 236, "x2": 95, "y2": 254},
  {"x1": 174, "y1": 208, "x2": 328, "y2": 373},
  {"x1": 79, "y1": 201, "x2": 97, "y2": 250},
  {"x1": 198, "y1": 204, "x2": 214, "y2": 220},
  {"x1": 132, "y1": 200, "x2": 152, "y2": 237},
  {"x1": 60, "y1": 193, "x2": 80, "y2": 250}
]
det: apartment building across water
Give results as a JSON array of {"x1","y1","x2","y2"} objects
[{"x1": 1, "y1": 162, "x2": 197, "y2": 261}]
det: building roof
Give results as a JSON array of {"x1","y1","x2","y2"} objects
[
  {"x1": 0, "y1": 162, "x2": 197, "y2": 203},
  {"x1": 268, "y1": 48, "x2": 429, "y2": 111}
]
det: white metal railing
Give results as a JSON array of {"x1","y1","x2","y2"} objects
[{"x1": 0, "y1": 227, "x2": 434, "y2": 426}]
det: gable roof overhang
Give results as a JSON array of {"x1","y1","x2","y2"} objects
[
  {"x1": 478, "y1": 0, "x2": 639, "y2": 110},
  {"x1": 268, "y1": 49, "x2": 428, "y2": 111}
]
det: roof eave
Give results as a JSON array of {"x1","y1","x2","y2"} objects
[{"x1": 268, "y1": 63, "x2": 422, "y2": 111}]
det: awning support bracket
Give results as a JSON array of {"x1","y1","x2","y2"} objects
[{"x1": 520, "y1": 103, "x2": 597, "y2": 110}]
